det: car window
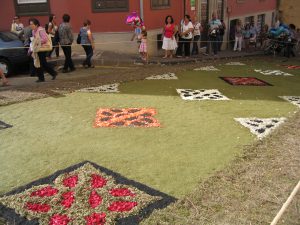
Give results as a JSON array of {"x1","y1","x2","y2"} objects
[{"x1": 0, "y1": 32, "x2": 20, "y2": 42}]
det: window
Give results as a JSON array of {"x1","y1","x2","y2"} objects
[
  {"x1": 200, "y1": 0, "x2": 208, "y2": 24},
  {"x1": 151, "y1": 0, "x2": 171, "y2": 9},
  {"x1": 257, "y1": 14, "x2": 265, "y2": 34},
  {"x1": 245, "y1": 16, "x2": 254, "y2": 25},
  {"x1": 14, "y1": 0, "x2": 49, "y2": 16},
  {"x1": 217, "y1": 0, "x2": 224, "y2": 20},
  {"x1": 92, "y1": 0, "x2": 129, "y2": 12}
]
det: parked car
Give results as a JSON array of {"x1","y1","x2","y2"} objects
[{"x1": 0, "y1": 31, "x2": 29, "y2": 76}]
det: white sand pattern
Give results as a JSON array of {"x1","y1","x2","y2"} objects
[
  {"x1": 146, "y1": 73, "x2": 178, "y2": 80},
  {"x1": 176, "y1": 89, "x2": 230, "y2": 101},
  {"x1": 194, "y1": 66, "x2": 220, "y2": 71},
  {"x1": 235, "y1": 117, "x2": 286, "y2": 139},
  {"x1": 254, "y1": 69, "x2": 293, "y2": 76},
  {"x1": 279, "y1": 96, "x2": 300, "y2": 108},
  {"x1": 79, "y1": 83, "x2": 120, "y2": 93}
]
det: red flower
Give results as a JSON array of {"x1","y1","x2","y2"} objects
[
  {"x1": 85, "y1": 212, "x2": 106, "y2": 225},
  {"x1": 91, "y1": 174, "x2": 107, "y2": 188},
  {"x1": 49, "y1": 214, "x2": 70, "y2": 225},
  {"x1": 63, "y1": 175, "x2": 78, "y2": 188},
  {"x1": 61, "y1": 191, "x2": 75, "y2": 209},
  {"x1": 89, "y1": 191, "x2": 102, "y2": 208},
  {"x1": 108, "y1": 201, "x2": 138, "y2": 212},
  {"x1": 26, "y1": 202, "x2": 51, "y2": 213},
  {"x1": 109, "y1": 188, "x2": 135, "y2": 197},
  {"x1": 30, "y1": 186, "x2": 58, "y2": 197}
]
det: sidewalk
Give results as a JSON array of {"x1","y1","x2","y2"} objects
[{"x1": 50, "y1": 49, "x2": 265, "y2": 67}]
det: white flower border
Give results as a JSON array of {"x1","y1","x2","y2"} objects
[{"x1": 235, "y1": 117, "x2": 286, "y2": 139}]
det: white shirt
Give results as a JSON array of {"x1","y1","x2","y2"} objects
[
  {"x1": 182, "y1": 21, "x2": 193, "y2": 39},
  {"x1": 193, "y1": 22, "x2": 201, "y2": 36}
]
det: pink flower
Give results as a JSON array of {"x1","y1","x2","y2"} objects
[
  {"x1": 26, "y1": 202, "x2": 51, "y2": 213},
  {"x1": 108, "y1": 201, "x2": 138, "y2": 212},
  {"x1": 49, "y1": 214, "x2": 70, "y2": 225},
  {"x1": 85, "y1": 213, "x2": 106, "y2": 225},
  {"x1": 61, "y1": 191, "x2": 75, "y2": 209},
  {"x1": 109, "y1": 188, "x2": 135, "y2": 197},
  {"x1": 89, "y1": 191, "x2": 102, "y2": 208},
  {"x1": 63, "y1": 175, "x2": 78, "y2": 188},
  {"x1": 30, "y1": 186, "x2": 58, "y2": 197},
  {"x1": 91, "y1": 174, "x2": 107, "y2": 188}
]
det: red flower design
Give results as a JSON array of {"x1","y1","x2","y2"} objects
[
  {"x1": 89, "y1": 191, "x2": 102, "y2": 208},
  {"x1": 85, "y1": 213, "x2": 106, "y2": 225},
  {"x1": 61, "y1": 191, "x2": 75, "y2": 209},
  {"x1": 26, "y1": 202, "x2": 51, "y2": 213},
  {"x1": 30, "y1": 186, "x2": 58, "y2": 197},
  {"x1": 63, "y1": 175, "x2": 78, "y2": 188},
  {"x1": 49, "y1": 214, "x2": 70, "y2": 225},
  {"x1": 91, "y1": 174, "x2": 107, "y2": 188},
  {"x1": 108, "y1": 201, "x2": 138, "y2": 212},
  {"x1": 109, "y1": 188, "x2": 135, "y2": 197}
]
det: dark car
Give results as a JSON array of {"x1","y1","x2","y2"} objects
[{"x1": 0, "y1": 32, "x2": 29, "y2": 76}]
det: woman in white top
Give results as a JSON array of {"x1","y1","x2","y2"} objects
[
  {"x1": 11, "y1": 16, "x2": 24, "y2": 37},
  {"x1": 47, "y1": 14, "x2": 59, "y2": 58},
  {"x1": 176, "y1": 15, "x2": 194, "y2": 58}
]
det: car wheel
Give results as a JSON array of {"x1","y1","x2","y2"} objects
[{"x1": 0, "y1": 58, "x2": 12, "y2": 76}]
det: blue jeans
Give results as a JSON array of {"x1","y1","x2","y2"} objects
[{"x1": 82, "y1": 45, "x2": 93, "y2": 66}]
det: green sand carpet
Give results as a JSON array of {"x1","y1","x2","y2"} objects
[{"x1": 0, "y1": 61, "x2": 299, "y2": 198}]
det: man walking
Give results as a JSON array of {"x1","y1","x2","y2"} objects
[
  {"x1": 206, "y1": 12, "x2": 221, "y2": 56},
  {"x1": 58, "y1": 14, "x2": 75, "y2": 73}
]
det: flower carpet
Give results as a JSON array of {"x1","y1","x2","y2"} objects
[
  {"x1": 146, "y1": 73, "x2": 178, "y2": 80},
  {"x1": 79, "y1": 84, "x2": 120, "y2": 93},
  {"x1": 281, "y1": 65, "x2": 300, "y2": 70},
  {"x1": 220, "y1": 77, "x2": 272, "y2": 86},
  {"x1": 254, "y1": 69, "x2": 293, "y2": 76},
  {"x1": 0, "y1": 121, "x2": 12, "y2": 130},
  {"x1": 0, "y1": 162, "x2": 175, "y2": 225},
  {"x1": 94, "y1": 108, "x2": 160, "y2": 128},
  {"x1": 176, "y1": 89, "x2": 229, "y2": 101},
  {"x1": 235, "y1": 118, "x2": 286, "y2": 139},
  {"x1": 0, "y1": 59, "x2": 300, "y2": 225},
  {"x1": 279, "y1": 96, "x2": 300, "y2": 108},
  {"x1": 194, "y1": 66, "x2": 220, "y2": 71}
]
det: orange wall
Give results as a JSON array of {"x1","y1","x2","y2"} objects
[{"x1": 0, "y1": 0, "x2": 185, "y2": 32}]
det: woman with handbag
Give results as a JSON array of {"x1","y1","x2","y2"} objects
[
  {"x1": 29, "y1": 18, "x2": 57, "y2": 82},
  {"x1": 162, "y1": 15, "x2": 177, "y2": 58}
]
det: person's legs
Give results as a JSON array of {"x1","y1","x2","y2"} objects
[
  {"x1": 176, "y1": 37, "x2": 184, "y2": 57},
  {"x1": 183, "y1": 39, "x2": 192, "y2": 57},
  {"x1": 36, "y1": 52, "x2": 46, "y2": 81},
  {"x1": 234, "y1": 36, "x2": 238, "y2": 51},
  {"x1": 0, "y1": 69, "x2": 8, "y2": 85},
  {"x1": 238, "y1": 37, "x2": 242, "y2": 51},
  {"x1": 212, "y1": 36, "x2": 218, "y2": 55},
  {"x1": 192, "y1": 35, "x2": 200, "y2": 55},
  {"x1": 66, "y1": 45, "x2": 75, "y2": 70},
  {"x1": 38, "y1": 51, "x2": 57, "y2": 78},
  {"x1": 219, "y1": 35, "x2": 224, "y2": 51},
  {"x1": 86, "y1": 46, "x2": 93, "y2": 67},
  {"x1": 206, "y1": 36, "x2": 211, "y2": 54}
]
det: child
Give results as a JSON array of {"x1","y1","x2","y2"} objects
[
  {"x1": 0, "y1": 68, "x2": 9, "y2": 86},
  {"x1": 139, "y1": 30, "x2": 148, "y2": 63}
]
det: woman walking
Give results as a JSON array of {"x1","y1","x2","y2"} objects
[
  {"x1": 29, "y1": 18, "x2": 57, "y2": 82},
  {"x1": 162, "y1": 15, "x2": 177, "y2": 58},
  {"x1": 192, "y1": 16, "x2": 202, "y2": 55},
  {"x1": 79, "y1": 20, "x2": 95, "y2": 68},
  {"x1": 47, "y1": 14, "x2": 59, "y2": 58}
]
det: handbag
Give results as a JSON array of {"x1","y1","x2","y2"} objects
[{"x1": 37, "y1": 29, "x2": 53, "y2": 52}]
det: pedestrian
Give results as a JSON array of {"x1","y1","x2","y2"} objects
[
  {"x1": 206, "y1": 12, "x2": 221, "y2": 56},
  {"x1": 249, "y1": 21, "x2": 257, "y2": 48},
  {"x1": 58, "y1": 14, "x2": 75, "y2": 73},
  {"x1": 79, "y1": 19, "x2": 95, "y2": 68},
  {"x1": 139, "y1": 30, "x2": 148, "y2": 62},
  {"x1": 191, "y1": 16, "x2": 202, "y2": 55},
  {"x1": 243, "y1": 23, "x2": 251, "y2": 52},
  {"x1": 233, "y1": 20, "x2": 243, "y2": 52},
  {"x1": 47, "y1": 14, "x2": 59, "y2": 58},
  {"x1": 11, "y1": 16, "x2": 24, "y2": 38},
  {"x1": 0, "y1": 67, "x2": 9, "y2": 86},
  {"x1": 29, "y1": 18, "x2": 57, "y2": 82},
  {"x1": 23, "y1": 20, "x2": 36, "y2": 77},
  {"x1": 260, "y1": 24, "x2": 269, "y2": 49},
  {"x1": 218, "y1": 19, "x2": 226, "y2": 51},
  {"x1": 176, "y1": 15, "x2": 193, "y2": 58},
  {"x1": 286, "y1": 24, "x2": 296, "y2": 58},
  {"x1": 162, "y1": 15, "x2": 177, "y2": 58}
]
